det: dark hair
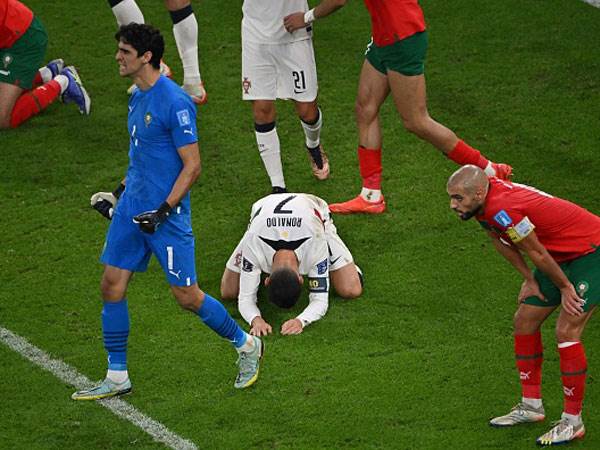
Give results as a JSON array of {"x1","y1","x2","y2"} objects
[
  {"x1": 115, "y1": 23, "x2": 164, "y2": 69},
  {"x1": 268, "y1": 268, "x2": 302, "y2": 309}
]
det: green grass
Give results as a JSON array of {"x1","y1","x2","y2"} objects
[{"x1": 1, "y1": 0, "x2": 600, "y2": 448}]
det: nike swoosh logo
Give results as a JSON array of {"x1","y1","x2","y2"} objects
[
  {"x1": 0, "y1": 70, "x2": 10, "y2": 76},
  {"x1": 330, "y1": 256, "x2": 342, "y2": 265},
  {"x1": 183, "y1": 129, "x2": 193, "y2": 135},
  {"x1": 293, "y1": 90, "x2": 306, "y2": 94}
]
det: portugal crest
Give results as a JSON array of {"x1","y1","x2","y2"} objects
[{"x1": 242, "y1": 77, "x2": 251, "y2": 94}]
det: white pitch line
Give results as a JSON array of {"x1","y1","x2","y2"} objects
[
  {"x1": 582, "y1": 0, "x2": 600, "y2": 8},
  {"x1": 0, "y1": 326, "x2": 198, "y2": 450}
]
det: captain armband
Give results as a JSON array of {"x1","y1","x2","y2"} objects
[
  {"x1": 308, "y1": 277, "x2": 328, "y2": 293},
  {"x1": 505, "y1": 217, "x2": 535, "y2": 243}
]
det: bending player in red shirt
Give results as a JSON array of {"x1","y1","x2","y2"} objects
[
  {"x1": 447, "y1": 165, "x2": 600, "y2": 446},
  {"x1": 0, "y1": 0, "x2": 90, "y2": 128},
  {"x1": 285, "y1": 0, "x2": 512, "y2": 213}
]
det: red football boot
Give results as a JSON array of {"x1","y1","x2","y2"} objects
[{"x1": 329, "y1": 195, "x2": 386, "y2": 214}]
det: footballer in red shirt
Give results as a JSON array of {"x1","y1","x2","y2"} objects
[
  {"x1": 284, "y1": 0, "x2": 512, "y2": 214},
  {"x1": 447, "y1": 165, "x2": 597, "y2": 445},
  {"x1": 0, "y1": 0, "x2": 90, "y2": 129}
]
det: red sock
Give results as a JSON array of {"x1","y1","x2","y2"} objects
[
  {"x1": 446, "y1": 140, "x2": 489, "y2": 170},
  {"x1": 559, "y1": 342, "x2": 587, "y2": 415},
  {"x1": 10, "y1": 79, "x2": 61, "y2": 128},
  {"x1": 515, "y1": 332, "x2": 543, "y2": 399},
  {"x1": 32, "y1": 71, "x2": 43, "y2": 88},
  {"x1": 358, "y1": 146, "x2": 382, "y2": 189}
]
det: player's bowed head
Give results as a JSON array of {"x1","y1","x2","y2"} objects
[
  {"x1": 264, "y1": 250, "x2": 303, "y2": 309},
  {"x1": 447, "y1": 165, "x2": 490, "y2": 221}
]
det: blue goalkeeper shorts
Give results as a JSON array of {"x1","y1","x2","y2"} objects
[{"x1": 100, "y1": 196, "x2": 197, "y2": 287}]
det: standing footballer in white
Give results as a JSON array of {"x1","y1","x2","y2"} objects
[
  {"x1": 241, "y1": 0, "x2": 344, "y2": 191},
  {"x1": 221, "y1": 193, "x2": 363, "y2": 336}
]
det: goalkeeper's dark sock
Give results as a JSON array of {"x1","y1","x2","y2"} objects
[
  {"x1": 102, "y1": 299, "x2": 129, "y2": 371},
  {"x1": 9, "y1": 79, "x2": 62, "y2": 128},
  {"x1": 197, "y1": 293, "x2": 249, "y2": 350},
  {"x1": 446, "y1": 139, "x2": 489, "y2": 170}
]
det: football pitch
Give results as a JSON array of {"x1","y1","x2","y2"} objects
[{"x1": 2, "y1": 0, "x2": 600, "y2": 448}]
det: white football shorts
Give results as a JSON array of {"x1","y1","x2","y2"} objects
[
  {"x1": 241, "y1": 38, "x2": 318, "y2": 102},
  {"x1": 325, "y1": 221, "x2": 354, "y2": 272}
]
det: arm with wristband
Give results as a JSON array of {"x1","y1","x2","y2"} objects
[
  {"x1": 283, "y1": 0, "x2": 347, "y2": 33},
  {"x1": 133, "y1": 142, "x2": 201, "y2": 234}
]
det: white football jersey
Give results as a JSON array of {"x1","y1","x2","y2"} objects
[
  {"x1": 238, "y1": 193, "x2": 331, "y2": 327},
  {"x1": 242, "y1": 0, "x2": 312, "y2": 44}
]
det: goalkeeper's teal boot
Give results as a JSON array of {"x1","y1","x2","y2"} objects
[
  {"x1": 234, "y1": 336, "x2": 263, "y2": 389},
  {"x1": 71, "y1": 378, "x2": 132, "y2": 401}
]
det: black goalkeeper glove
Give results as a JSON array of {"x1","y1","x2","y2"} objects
[
  {"x1": 90, "y1": 183, "x2": 125, "y2": 220},
  {"x1": 133, "y1": 201, "x2": 172, "y2": 234}
]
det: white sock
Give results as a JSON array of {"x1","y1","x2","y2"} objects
[
  {"x1": 484, "y1": 161, "x2": 496, "y2": 177},
  {"x1": 522, "y1": 397, "x2": 543, "y2": 409},
  {"x1": 301, "y1": 108, "x2": 322, "y2": 149},
  {"x1": 236, "y1": 334, "x2": 255, "y2": 354},
  {"x1": 112, "y1": 0, "x2": 144, "y2": 26},
  {"x1": 557, "y1": 341, "x2": 579, "y2": 349},
  {"x1": 106, "y1": 369, "x2": 129, "y2": 384},
  {"x1": 256, "y1": 127, "x2": 285, "y2": 188},
  {"x1": 173, "y1": 14, "x2": 202, "y2": 85},
  {"x1": 54, "y1": 74, "x2": 69, "y2": 94},
  {"x1": 360, "y1": 187, "x2": 381, "y2": 202},
  {"x1": 39, "y1": 67, "x2": 52, "y2": 83},
  {"x1": 562, "y1": 411, "x2": 583, "y2": 426}
]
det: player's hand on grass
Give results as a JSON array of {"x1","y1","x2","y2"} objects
[
  {"x1": 518, "y1": 278, "x2": 546, "y2": 304},
  {"x1": 90, "y1": 183, "x2": 125, "y2": 220},
  {"x1": 283, "y1": 12, "x2": 307, "y2": 33},
  {"x1": 281, "y1": 318, "x2": 303, "y2": 335},
  {"x1": 250, "y1": 316, "x2": 272, "y2": 336},
  {"x1": 560, "y1": 285, "x2": 585, "y2": 316},
  {"x1": 133, "y1": 202, "x2": 172, "y2": 234}
]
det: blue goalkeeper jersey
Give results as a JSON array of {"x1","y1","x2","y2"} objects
[{"x1": 124, "y1": 75, "x2": 198, "y2": 214}]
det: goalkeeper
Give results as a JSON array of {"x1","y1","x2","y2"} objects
[{"x1": 73, "y1": 23, "x2": 262, "y2": 401}]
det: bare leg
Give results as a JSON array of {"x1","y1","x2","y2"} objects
[
  {"x1": 355, "y1": 60, "x2": 389, "y2": 149},
  {"x1": 100, "y1": 265, "x2": 133, "y2": 301},
  {"x1": 0, "y1": 82, "x2": 24, "y2": 129},
  {"x1": 387, "y1": 72, "x2": 458, "y2": 153},
  {"x1": 330, "y1": 263, "x2": 362, "y2": 299}
]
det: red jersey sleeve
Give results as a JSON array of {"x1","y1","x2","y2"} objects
[{"x1": 0, "y1": 0, "x2": 34, "y2": 49}]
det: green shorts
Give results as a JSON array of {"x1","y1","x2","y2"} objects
[
  {"x1": 524, "y1": 248, "x2": 600, "y2": 312},
  {"x1": 365, "y1": 31, "x2": 428, "y2": 76},
  {"x1": 0, "y1": 16, "x2": 48, "y2": 90}
]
